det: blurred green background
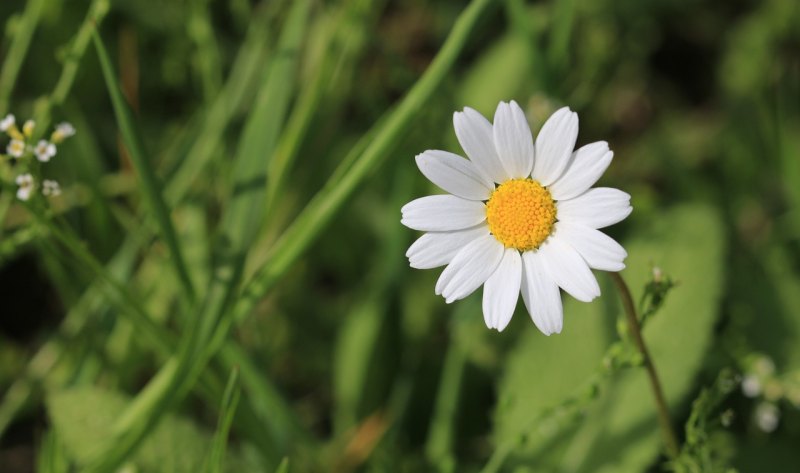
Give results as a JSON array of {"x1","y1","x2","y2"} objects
[{"x1": 1, "y1": 0, "x2": 799, "y2": 471}]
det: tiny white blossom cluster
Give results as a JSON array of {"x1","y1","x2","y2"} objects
[
  {"x1": 740, "y1": 354, "x2": 800, "y2": 433},
  {"x1": 1, "y1": 113, "x2": 74, "y2": 201}
]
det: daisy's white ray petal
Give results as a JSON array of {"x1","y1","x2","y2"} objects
[
  {"x1": 415, "y1": 150, "x2": 494, "y2": 201},
  {"x1": 435, "y1": 234, "x2": 504, "y2": 303},
  {"x1": 401, "y1": 195, "x2": 486, "y2": 232},
  {"x1": 454, "y1": 107, "x2": 509, "y2": 183},
  {"x1": 532, "y1": 107, "x2": 579, "y2": 186},
  {"x1": 549, "y1": 142, "x2": 613, "y2": 201},
  {"x1": 554, "y1": 222, "x2": 627, "y2": 271},
  {"x1": 482, "y1": 249, "x2": 522, "y2": 331},
  {"x1": 492, "y1": 101, "x2": 534, "y2": 179},
  {"x1": 556, "y1": 187, "x2": 632, "y2": 229},
  {"x1": 520, "y1": 251, "x2": 563, "y2": 335},
  {"x1": 406, "y1": 225, "x2": 489, "y2": 269},
  {"x1": 538, "y1": 237, "x2": 600, "y2": 303}
]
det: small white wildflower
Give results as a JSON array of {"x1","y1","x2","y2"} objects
[
  {"x1": 755, "y1": 402, "x2": 779, "y2": 433},
  {"x1": 0, "y1": 114, "x2": 15, "y2": 132},
  {"x1": 34, "y1": 140, "x2": 56, "y2": 162},
  {"x1": 51, "y1": 122, "x2": 76, "y2": 143},
  {"x1": 15, "y1": 173, "x2": 34, "y2": 201},
  {"x1": 42, "y1": 179, "x2": 61, "y2": 197},
  {"x1": 741, "y1": 375, "x2": 762, "y2": 398},
  {"x1": 7, "y1": 139, "x2": 25, "y2": 158},
  {"x1": 22, "y1": 119, "x2": 35, "y2": 137}
]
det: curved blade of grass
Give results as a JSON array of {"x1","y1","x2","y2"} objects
[
  {"x1": 232, "y1": 0, "x2": 496, "y2": 322},
  {"x1": 91, "y1": 30, "x2": 196, "y2": 301},
  {"x1": 0, "y1": 0, "x2": 46, "y2": 111},
  {"x1": 221, "y1": 0, "x2": 311, "y2": 251},
  {"x1": 205, "y1": 367, "x2": 241, "y2": 473}
]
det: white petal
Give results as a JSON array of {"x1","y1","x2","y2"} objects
[
  {"x1": 435, "y1": 234, "x2": 504, "y2": 303},
  {"x1": 401, "y1": 195, "x2": 486, "y2": 232},
  {"x1": 549, "y1": 142, "x2": 613, "y2": 201},
  {"x1": 537, "y1": 237, "x2": 600, "y2": 303},
  {"x1": 532, "y1": 107, "x2": 579, "y2": 186},
  {"x1": 406, "y1": 225, "x2": 489, "y2": 269},
  {"x1": 492, "y1": 101, "x2": 534, "y2": 179},
  {"x1": 556, "y1": 187, "x2": 632, "y2": 229},
  {"x1": 415, "y1": 150, "x2": 493, "y2": 201},
  {"x1": 554, "y1": 222, "x2": 627, "y2": 271},
  {"x1": 482, "y1": 249, "x2": 522, "y2": 331},
  {"x1": 454, "y1": 107, "x2": 509, "y2": 183},
  {"x1": 520, "y1": 251, "x2": 563, "y2": 335}
]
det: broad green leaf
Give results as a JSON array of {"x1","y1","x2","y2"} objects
[
  {"x1": 563, "y1": 204, "x2": 726, "y2": 472},
  {"x1": 494, "y1": 204, "x2": 725, "y2": 472},
  {"x1": 46, "y1": 386, "x2": 247, "y2": 473}
]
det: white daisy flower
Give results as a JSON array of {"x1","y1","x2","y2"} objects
[
  {"x1": 401, "y1": 101, "x2": 632, "y2": 334},
  {"x1": 34, "y1": 140, "x2": 56, "y2": 162},
  {"x1": 7, "y1": 139, "x2": 25, "y2": 158},
  {"x1": 0, "y1": 114, "x2": 15, "y2": 132},
  {"x1": 16, "y1": 173, "x2": 35, "y2": 201},
  {"x1": 42, "y1": 179, "x2": 61, "y2": 197}
]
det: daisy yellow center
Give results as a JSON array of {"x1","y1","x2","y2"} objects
[{"x1": 486, "y1": 178, "x2": 557, "y2": 251}]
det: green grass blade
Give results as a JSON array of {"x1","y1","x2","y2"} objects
[
  {"x1": 233, "y1": 0, "x2": 496, "y2": 321},
  {"x1": 0, "y1": 0, "x2": 46, "y2": 111},
  {"x1": 221, "y1": 0, "x2": 312, "y2": 251},
  {"x1": 275, "y1": 458, "x2": 290, "y2": 473},
  {"x1": 547, "y1": 0, "x2": 576, "y2": 74},
  {"x1": 164, "y1": 5, "x2": 273, "y2": 206},
  {"x1": 91, "y1": 30, "x2": 196, "y2": 301},
  {"x1": 205, "y1": 367, "x2": 241, "y2": 473}
]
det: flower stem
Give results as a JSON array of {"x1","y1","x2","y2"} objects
[{"x1": 610, "y1": 272, "x2": 680, "y2": 458}]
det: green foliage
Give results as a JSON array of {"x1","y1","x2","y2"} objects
[
  {"x1": 1, "y1": 0, "x2": 799, "y2": 472},
  {"x1": 669, "y1": 369, "x2": 739, "y2": 473},
  {"x1": 493, "y1": 205, "x2": 726, "y2": 472},
  {"x1": 46, "y1": 386, "x2": 248, "y2": 473}
]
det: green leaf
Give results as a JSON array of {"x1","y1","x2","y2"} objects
[
  {"x1": 563, "y1": 204, "x2": 726, "y2": 472},
  {"x1": 494, "y1": 204, "x2": 726, "y2": 472},
  {"x1": 46, "y1": 386, "x2": 247, "y2": 473}
]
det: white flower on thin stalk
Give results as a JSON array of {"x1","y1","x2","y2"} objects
[
  {"x1": 15, "y1": 173, "x2": 34, "y2": 201},
  {"x1": 7, "y1": 139, "x2": 25, "y2": 158},
  {"x1": 401, "y1": 101, "x2": 631, "y2": 334},
  {"x1": 0, "y1": 114, "x2": 15, "y2": 132},
  {"x1": 34, "y1": 140, "x2": 56, "y2": 162},
  {"x1": 42, "y1": 179, "x2": 61, "y2": 197},
  {"x1": 51, "y1": 122, "x2": 76, "y2": 143}
]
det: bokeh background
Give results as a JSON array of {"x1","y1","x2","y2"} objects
[{"x1": 1, "y1": 0, "x2": 799, "y2": 471}]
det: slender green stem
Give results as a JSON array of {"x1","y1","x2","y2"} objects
[
  {"x1": 92, "y1": 30, "x2": 196, "y2": 301},
  {"x1": 0, "y1": 0, "x2": 46, "y2": 111},
  {"x1": 610, "y1": 272, "x2": 680, "y2": 458}
]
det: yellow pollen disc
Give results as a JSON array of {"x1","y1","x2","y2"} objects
[{"x1": 486, "y1": 178, "x2": 557, "y2": 251}]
